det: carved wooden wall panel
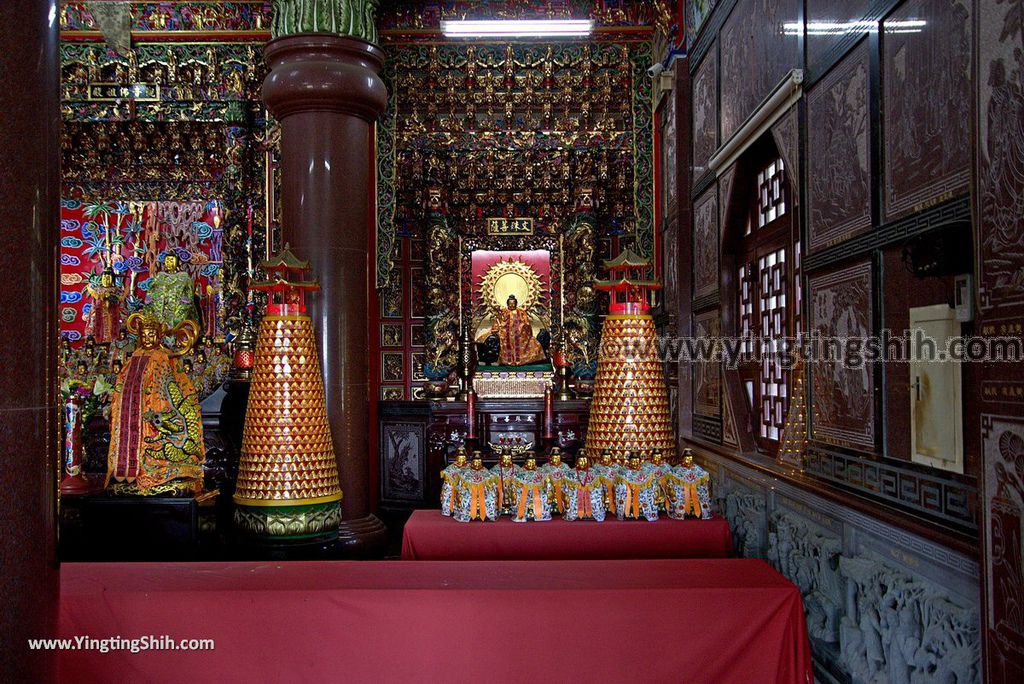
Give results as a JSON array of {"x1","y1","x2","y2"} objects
[
  {"x1": 719, "y1": 0, "x2": 801, "y2": 144},
  {"x1": 807, "y1": 42, "x2": 871, "y2": 252},
  {"x1": 692, "y1": 48, "x2": 718, "y2": 180},
  {"x1": 694, "y1": 309, "x2": 722, "y2": 417},
  {"x1": 805, "y1": 0, "x2": 872, "y2": 68},
  {"x1": 693, "y1": 185, "x2": 719, "y2": 299},
  {"x1": 882, "y1": 0, "x2": 971, "y2": 222},
  {"x1": 808, "y1": 260, "x2": 875, "y2": 452}
]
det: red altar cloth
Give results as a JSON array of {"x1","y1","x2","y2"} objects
[
  {"x1": 58, "y1": 559, "x2": 811, "y2": 684},
  {"x1": 401, "y1": 509, "x2": 734, "y2": 560}
]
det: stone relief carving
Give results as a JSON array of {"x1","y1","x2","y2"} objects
[
  {"x1": 768, "y1": 511, "x2": 843, "y2": 644},
  {"x1": 692, "y1": 49, "x2": 718, "y2": 178},
  {"x1": 722, "y1": 487, "x2": 766, "y2": 557},
  {"x1": 693, "y1": 185, "x2": 719, "y2": 299},
  {"x1": 839, "y1": 554, "x2": 980, "y2": 684},
  {"x1": 693, "y1": 310, "x2": 721, "y2": 416}
]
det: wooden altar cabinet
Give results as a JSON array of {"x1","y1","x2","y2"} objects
[{"x1": 378, "y1": 398, "x2": 590, "y2": 513}]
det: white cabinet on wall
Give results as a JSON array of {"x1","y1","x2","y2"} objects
[{"x1": 909, "y1": 304, "x2": 963, "y2": 473}]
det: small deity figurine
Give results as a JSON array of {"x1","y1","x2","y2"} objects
[
  {"x1": 106, "y1": 312, "x2": 204, "y2": 496},
  {"x1": 454, "y1": 453, "x2": 498, "y2": 522},
  {"x1": 590, "y1": 449, "x2": 620, "y2": 516},
  {"x1": 563, "y1": 455, "x2": 606, "y2": 522},
  {"x1": 144, "y1": 251, "x2": 200, "y2": 335},
  {"x1": 539, "y1": 447, "x2": 573, "y2": 515},
  {"x1": 440, "y1": 447, "x2": 469, "y2": 517},
  {"x1": 490, "y1": 451, "x2": 520, "y2": 516},
  {"x1": 490, "y1": 294, "x2": 546, "y2": 366},
  {"x1": 667, "y1": 449, "x2": 713, "y2": 520},
  {"x1": 615, "y1": 455, "x2": 659, "y2": 521},
  {"x1": 85, "y1": 268, "x2": 124, "y2": 344},
  {"x1": 644, "y1": 450, "x2": 672, "y2": 513},
  {"x1": 511, "y1": 455, "x2": 552, "y2": 522}
]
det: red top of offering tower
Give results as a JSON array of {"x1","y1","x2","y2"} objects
[
  {"x1": 594, "y1": 249, "x2": 662, "y2": 314},
  {"x1": 250, "y1": 243, "x2": 321, "y2": 316}
]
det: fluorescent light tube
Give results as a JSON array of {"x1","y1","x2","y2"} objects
[{"x1": 441, "y1": 19, "x2": 594, "y2": 38}]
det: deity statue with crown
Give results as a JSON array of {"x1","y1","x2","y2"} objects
[
  {"x1": 144, "y1": 250, "x2": 200, "y2": 335},
  {"x1": 489, "y1": 448, "x2": 521, "y2": 516},
  {"x1": 667, "y1": 448, "x2": 713, "y2": 520},
  {"x1": 441, "y1": 447, "x2": 469, "y2": 517},
  {"x1": 454, "y1": 452, "x2": 499, "y2": 522},
  {"x1": 539, "y1": 447, "x2": 572, "y2": 515},
  {"x1": 106, "y1": 312, "x2": 204, "y2": 496},
  {"x1": 563, "y1": 455, "x2": 606, "y2": 522},
  {"x1": 85, "y1": 267, "x2": 124, "y2": 344},
  {"x1": 511, "y1": 454, "x2": 552, "y2": 522},
  {"x1": 614, "y1": 454, "x2": 660, "y2": 521},
  {"x1": 590, "y1": 449, "x2": 620, "y2": 516}
]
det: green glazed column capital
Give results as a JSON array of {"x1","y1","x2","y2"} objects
[{"x1": 271, "y1": 0, "x2": 379, "y2": 43}]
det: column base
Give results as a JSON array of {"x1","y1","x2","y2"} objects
[{"x1": 336, "y1": 514, "x2": 388, "y2": 558}]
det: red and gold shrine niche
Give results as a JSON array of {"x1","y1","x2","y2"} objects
[
  {"x1": 233, "y1": 245, "x2": 343, "y2": 541},
  {"x1": 585, "y1": 249, "x2": 675, "y2": 459}
]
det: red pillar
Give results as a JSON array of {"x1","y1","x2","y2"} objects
[
  {"x1": 0, "y1": 0, "x2": 60, "y2": 676},
  {"x1": 262, "y1": 35, "x2": 388, "y2": 554}
]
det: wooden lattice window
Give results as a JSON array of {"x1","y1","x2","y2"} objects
[{"x1": 736, "y1": 154, "x2": 796, "y2": 452}]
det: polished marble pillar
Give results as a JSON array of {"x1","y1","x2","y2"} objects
[
  {"x1": 0, "y1": 0, "x2": 60, "y2": 676},
  {"x1": 263, "y1": 35, "x2": 387, "y2": 554}
]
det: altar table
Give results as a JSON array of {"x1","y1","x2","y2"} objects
[
  {"x1": 58, "y1": 559, "x2": 812, "y2": 683},
  {"x1": 401, "y1": 508, "x2": 734, "y2": 560}
]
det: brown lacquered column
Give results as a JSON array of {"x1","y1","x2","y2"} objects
[
  {"x1": 0, "y1": 0, "x2": 60, "y2": 676},
  {"x1": 263, "y1": 35, "x2": 388, "y2": 555}
]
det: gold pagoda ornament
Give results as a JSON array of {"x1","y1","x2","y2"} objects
[
  {"x1": 777, "y1": 353, "x2": 808, "y2": 467},
  {"x1": 584, "y1": 250, "x2": 676, "y2": 460},
  {"x1": 233, "y1": 245, "x2": 343, "y2": 540}
]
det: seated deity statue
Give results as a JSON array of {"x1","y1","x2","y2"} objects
[
  {"x1": 539, "y1": 448, "x2": 573, "y2": 515},
  {"x1": 563, "y1": 456, "x2": 606, "y2": 522},
  {"x1": 614, "y1": 455, "x2": 659, "y2": 521},
  {"x1": 440, "y1": 447, "x2": 469, "y2": 516},
  {"x1": 511, "y1": 455, "x2": 552, "y2": 522},
  {"x1": 454, "y1": 453, "x2": 498, "y2": 522},
  {"x1": 489, "y1": 294, "x2": 546, "y2": 366},
  {"x1": 667, "y1": 450, "x2": 713, "y2": 520},
  {"x1": 489, "y1": 451, "x2": 521, "y2": 516},
  {"x1": 144, "y1": 252, "x2": 200, "y2": 334},
  {"x1": 589, "y1": 450, "x2": 621, "y2": 516},
  {"x1": 106, "y1": 312, "x2": 204, "y2": 496}
]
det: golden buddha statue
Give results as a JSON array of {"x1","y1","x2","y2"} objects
[
  {"x1": 564, "y1": 455, "x2": 606, "y2": 522},
  {"x1": 440, "y1": 448, "x2": 469, "y2": 517},
  {"x1": 106, "y1": 312, "x2": 204, "y2": 496},
  {"x1": 490, "y1": 294, "x2": 545, "y2": 366},
  {"x1": 511, "y1": 455, "x2": 552, "y2": 522}
]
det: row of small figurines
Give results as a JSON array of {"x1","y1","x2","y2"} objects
[{"x1": 439, "y1": 446, "x2": 712, "y2": 523}]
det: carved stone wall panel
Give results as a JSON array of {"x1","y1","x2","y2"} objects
[
  {"x1": 807, "y1": 42, "x2": 872, "y2": 253},
  {"x1": 982, "y1": 414, "x2": 1024, "y2": 681},
  {"x1": 692, "y1": 48, "x2": 718, "y2": 180},
  {"x1": 694, "y1": 309, "x2": 722, "y2": 417},
  {"x1": 770, "y1": 104, "x2": 800, "y2": 210},
  {"x1": 805, "y1": 0, "x2": 873, "y2": 68},
  {"x1": 976, "y1": 0, "x2": 1024, "y2": 313},
  {"x1": 685, "y1": 0, "x2": 721, "y2": 49},
  {"x1": 693, "y1": 185, "x2": 719, "y2": 299},
  {"x1": 718, "y1": 162, "x2": 738, "y2": 227},
  {"x1": 808, "y1": 260, "x2": 875, "y2": 452},
  {"x1": 698, "y1": 450, "x2": 982, "y2": 683},
  {"x1": 883, "y1": 0, "x2": 971, "y2": 222},
  {"x1": 380, "y1": 420, "x2": 426, "y2": 503},
  {"x1": 719, "y1": 0, "x2": 801, "y2": 144},
  {"x1": 661, "y1": 85, "x2": 679, "y2": 222}
]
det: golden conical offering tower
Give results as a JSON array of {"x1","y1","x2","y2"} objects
[
  {"x1": 233, "y1": 245, "x2": 343, "y2": 540},
  {"x1": 585, "y1": 250, "x2": 676, "y2": 459}
]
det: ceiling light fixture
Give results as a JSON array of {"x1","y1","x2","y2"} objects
[{"x1": 441, "y1": 19, "x2": 594, "y2": 38}]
